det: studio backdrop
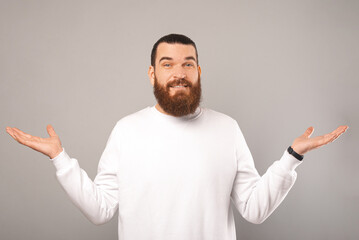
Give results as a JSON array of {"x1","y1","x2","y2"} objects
[{"x1": 1, "y1": 0, "x2": 358, "y2": 239}]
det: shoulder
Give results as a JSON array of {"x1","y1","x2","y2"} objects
[
  {"x1": 202, "y1": 107, "x2": 238, "y2": 128},
  {"x1": 112, "y1": 106, "x2": 151, "y2": 132}
]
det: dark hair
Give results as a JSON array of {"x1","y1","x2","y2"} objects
[{"x1": 151, "y1": 33, "x2": 198, "y2": 68}]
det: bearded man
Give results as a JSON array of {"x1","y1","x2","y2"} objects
[{"x1": 6, "y1": 34, "x2": 348, "y2": 240}]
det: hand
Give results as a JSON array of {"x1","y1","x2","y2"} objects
[
  {"x1": 6, "y1": 124, "x2": 63, "y2": 159},
  {"x1": 291, "y1": 125, "x2": 349, "y2": 155}
]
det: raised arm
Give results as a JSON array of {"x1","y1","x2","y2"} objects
[
  {"x1": 230, "y1": 124, "x2": 348, "y2": 224},
  {"x1": 6, "y1": 124, "x2": 120, "y2": 225}
]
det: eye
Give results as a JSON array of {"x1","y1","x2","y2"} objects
[
  {"x1": 163, "y1": 63, "x2": 171, "y2": 67},
  {"x1": 185, "y1": 63, "x2": 194, "y2": 67}
]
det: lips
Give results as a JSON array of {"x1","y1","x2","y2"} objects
[
  {"x1": 168, "y1": 79, "x2": 190, "y2": 89},
  {"x1": 170, "y1": 85, "x2": 188, "y2": 88}
]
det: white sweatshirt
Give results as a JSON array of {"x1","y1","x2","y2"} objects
[{"x1": 50, "y1": 105, "x2": 302, "y2": 240}]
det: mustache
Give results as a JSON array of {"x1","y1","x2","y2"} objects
[{"x1": 167, "y1": 78, "x2": 192, "y2": 88}]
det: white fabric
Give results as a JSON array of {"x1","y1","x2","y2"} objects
[{"x1": 50, "y1": 105, "x2": 302, "y2": 240}]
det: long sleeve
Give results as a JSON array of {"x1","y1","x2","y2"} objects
[
  {"x1": 230, "y1": 122, "x2": 302, "y2": 224},
  {"x1": 50, "y1": 123, "x2": 120, "y2": 225}
]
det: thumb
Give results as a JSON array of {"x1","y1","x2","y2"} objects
[
  {"x1": 47, "y1": 124, "x2": 58, "y2": 137},
  {"x1": 302, "y1": 126, "x2": 314, "y2": 138}
]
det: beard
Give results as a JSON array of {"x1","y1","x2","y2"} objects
[{"x1": 153, "y1": 73, "x2": 202, "y2": 117}]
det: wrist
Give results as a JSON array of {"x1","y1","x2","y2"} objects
[
  {"x1": 287, "y1": 146, "x2": 304, "y2": 161},
  {"x1": 49, "y1": 147, "x2": 63, "y2": 159}
]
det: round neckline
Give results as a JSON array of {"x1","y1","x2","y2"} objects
[{"x1": 150, "y1": 104, "x2": 203, "y2": 122}]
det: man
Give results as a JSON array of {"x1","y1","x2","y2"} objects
[{"x1": 6, "y1": 34, "x2": 348, "y2": 240}]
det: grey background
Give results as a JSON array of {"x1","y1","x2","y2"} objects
[{"x1": 1, "y1": 0, "x2": 358, "y2": 239}]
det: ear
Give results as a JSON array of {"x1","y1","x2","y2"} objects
[
  {"x1": 198, "y1": 65, "x2": 201, "y2": 76},
  {"x1": 148, "y1": 65, "x2": 155, "y2": 86}
]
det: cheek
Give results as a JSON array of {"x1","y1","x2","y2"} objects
[
  {"x1": 188, "y1": 68, "x2": 199, "y2": 78},
  {"x1": 155, "y1": 70, "x2": 170, "y2": 80},
  {"x1": 189, "y1": 72, "x2": 200, "y2": 83},
  {"x1": 157, "y1": 77, "x2": 169, "y2": 87}
]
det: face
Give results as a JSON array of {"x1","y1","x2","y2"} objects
[{"x1": 148, "y1": 43, "x2": 202, "y2": 117}]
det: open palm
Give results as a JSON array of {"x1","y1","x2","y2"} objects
[
  {"x1": 291, "y1": 125, "x2": 349, "y2": 155},
  {"x1": 6, "y1": 124, "x2": 63, "y2": 159}
]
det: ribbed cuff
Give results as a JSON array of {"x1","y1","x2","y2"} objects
[
  {"x1": 279, "y1": 149, "x2": 303, "y2": 172},
  {"x1": 49, "y1": 148, "x2": 73, "y2": 171}
]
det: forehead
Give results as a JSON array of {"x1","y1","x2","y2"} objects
[{"x1": 156, "y1": 43, "x2": 197, "y2": 62}]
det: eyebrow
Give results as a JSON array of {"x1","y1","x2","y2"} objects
[{"x1": 159, "y1": 56, "x2": 197, "y2": 63}]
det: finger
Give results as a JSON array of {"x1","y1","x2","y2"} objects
[
  {"x1": 327, "y1": 126, "x2": 347, "y2": 142},
  {"x1": 331, "y1": 126, "x2": 348, "y2": 142},
  {"x1": 11, "y1": 128, "x2": 29, "y2": 144},
  {"x1": 312, "y1": 128, "x2": 346, "y2": 148},
  {"x1": 7, "y1": 127, "x2": 23, "y2": 142},
  {"x1": 6, "y1": 127, "x2": 17, "y2": 140},
  {"x1": 302, "y1": 126, "x2": 314, "y2": 138},
  {"x1": 332, "y1": 125, "x2": 348, "y2": 134},
  {"x1": 12, "y1": 129, "x2": 42, "y2": 150},
  {"x1": 311, "y1": 133, "x2": 336, "y2": 148},
  {"x1": 340, "y1": 125, "x2": 349, "y2": 133},
  {"x1": 47, "y1": 124, "x2": 58, "y2": 137},
  {"x1": 12, "y1": 127, "x2": 32, "y2": 139}
]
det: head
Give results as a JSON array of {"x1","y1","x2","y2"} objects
[{"x1": 148, "y1": 34, "x2": 202, "y2": 117}]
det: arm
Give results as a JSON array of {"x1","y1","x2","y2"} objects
[
  {"x1": 6, "y1": 124, "x2": 120, "y2": 225},
  {"x1": 230, "y1": 123, "x2": 348, "y2": 224},
  {"x1": 50, "y1": 124, "x2": 120, "y2": 225}
]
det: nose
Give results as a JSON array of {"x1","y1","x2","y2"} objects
[
  {"x1": 173, "y1": 73, "x2": 186, "y2": 81},
  {"x1": 172, "y1": 67, "x2": 187, "y2": 79}
]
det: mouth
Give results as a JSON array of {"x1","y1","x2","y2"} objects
[{"x1": 170, "y1": 84, "x2": 188, "y2": 89}]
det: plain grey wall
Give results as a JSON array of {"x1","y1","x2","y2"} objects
[{"x1": 1, "y1": 0, "x2": 358, "y2": 239}]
